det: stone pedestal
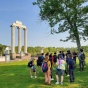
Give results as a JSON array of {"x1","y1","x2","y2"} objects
[
  {"x1": 20, "y1": 51, "x2": 24, "y2": 58},
  {"x1": 11, "y1": 53, "x2": 16, "y2": 60},
  {"x1": 5, "y1": 55, "x2": 10, "y2": 61}
]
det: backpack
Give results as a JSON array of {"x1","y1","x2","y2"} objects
[
  {"x1": 37, "y1": 56, "x2": 43, "y2": 63},
  {"x1": 42, "y1": 62, "x2": 48, "y2": 72},
  {"x1": 80, "y1": 53, "x2": 85, "y2": 61},
  {"x1": 70, "y1": 59, "x2": 76, "y2": 69},
  {"x1": 28, "y1": 61, "x2": 33, "y2": 67}
]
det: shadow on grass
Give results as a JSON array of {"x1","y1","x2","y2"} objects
[{"x1": 0, "y1": 62, "x2": 88, "y2": 88}]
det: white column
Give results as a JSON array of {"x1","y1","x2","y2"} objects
[
  {"x1": 24, "y1": 28, "x2": 27, "y2": 53},
  {"x1": 40, "y1": 48, "x2": 43, "y2": 53},
  {"x1": 11, "y1": 26, "x2": 15, "y2": 53},
  {"x1": 18, "y1": 27, "x2": 22, "y2": 53}
]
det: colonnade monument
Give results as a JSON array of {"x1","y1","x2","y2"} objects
[{"x1": 10, "y1": 21, "x2": 27, "y2": 59}]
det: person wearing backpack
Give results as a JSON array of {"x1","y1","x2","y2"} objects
[
  {"x1": 43, "y1": 53, "x2": 51, "y2": 85},
  {"x1": 78, "y1": 49, "x2": 85, "y2": 71},
  {"x1": 65, "y1": 50, "x2": 72, "y2": 76},
  {"x1": 28, "y1": 58, "x2": 37, "y2": 78},
  {"x1": 49, "y1": 53, "x2": 54, "y2": 81},
  {"x1": 68, "y1": 54, "x2": 75, "y2": 83},
  {"x1": 58, "y1": 51, "x2": 63, "y2": 59},
  {"x1": 55, "y1": 57, "x2": 66, "y2": 85},
  {"x1": 37, "y1": 53, "x2": 44, "y2": 67}
]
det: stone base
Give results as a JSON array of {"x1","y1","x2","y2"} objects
[
  {"x1": 11, "y1": 53, "x2": 16, "y2": 60},
  {"x1": 5, "y1": 55, "x2": 10, "y2": 61}
]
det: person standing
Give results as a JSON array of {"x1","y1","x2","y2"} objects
[
  {"x1": 43, "y1": 53, "x2": 51, "y2": 85},
  {"x1": 65, "y1": 50, "x2": 71, "y2": 76},
  {"x1": 53, "y1": 52, "x2": 57, "y2": 67},
  {"x1": 61, "y1": 51, "x2": 65, "y2": 58},
  {"x1": 37, "y1": 53, "x2": 44, "y2": 67},
  {"x1": 68, "y1": 54, "x2": 75, "y2": 82},
  {"x1": 58, "y1": 51, "x2": 63, "y2": 59},
  {"x1": 49, "y1": 53, "x2": 54, "y2": 80},
  {"x1": 55, "y1": 57, "x2": 66, "y2": 85},
  {"x1": 78, "y1": 49, "x2": 85, "y2": 71},
  {"x1": 72, "y1": 50, "x2": 77, "y2": 63}
]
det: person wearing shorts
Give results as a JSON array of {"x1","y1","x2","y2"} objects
[
  {"x1": 28, "y1": 59, "x2": 37, "y2": 78},
  {"x1": 55, "y1": 58, "x2": 66, "y2": 85}
]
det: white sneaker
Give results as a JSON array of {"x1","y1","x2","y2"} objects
[
  {"x1": 51, "y1": 78, "x2": 54, "y2": 80},
  {"x1": 35, "y1": 76, "x2": 37, "y2": 78},
  {"x1": 31, "y1": 76, "x2": 33, "y2": 78},
  {"x1": 67, "y1": 74, "x2": 70, "y2": 77},
  {"x1": 55, "y1": 82, "x2": 59, "y2": 84}
]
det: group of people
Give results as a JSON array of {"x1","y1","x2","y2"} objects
[{"x1": 28, "y1": 48, "x2": 86, "y2": 85}]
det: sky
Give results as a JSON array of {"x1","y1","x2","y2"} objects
[{"x1": 0, "y1": 0, "x2": 88, "y2": 48}]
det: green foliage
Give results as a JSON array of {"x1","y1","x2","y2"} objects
[
  {"x1": 27, "y1": 46, "x2": 88, "y2": 56},
  {"x1": 0, "y1": 44, "x2": 6, "y2": 55},
  {"x1": 33, "y1": 0, "x2": 88, "y2": 51},
  {"x1": 0, "y1": 44, "x2": 88, "y2": 57}
]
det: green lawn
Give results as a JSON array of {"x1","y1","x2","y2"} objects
[{"x1": 0, "y1": 58, "x2": 88, "y2": 88}]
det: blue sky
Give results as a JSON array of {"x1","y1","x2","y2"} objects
[{"x1": 0, "y1": 0, "x2": 88, "y2": 48}]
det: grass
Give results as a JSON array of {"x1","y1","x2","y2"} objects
[{"x1": 0, "y1": 58, "x2": 88, "y2": 88}]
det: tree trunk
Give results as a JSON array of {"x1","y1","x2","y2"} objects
[{"x1": 74, "y1": 29, "x2": 81, "y2": 52}]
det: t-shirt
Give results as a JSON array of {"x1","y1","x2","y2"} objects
[
  {"x1": 57, "y1": 59, "x2": 65, "y2": 70},
  {"x1": 68, "y1": 58, "x2": 74, "y2": 70}
]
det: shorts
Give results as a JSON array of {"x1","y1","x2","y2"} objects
[
  {"x1": 56, "y1": 69, "x2": 64, "y2": 76},
  {"x1": 31, "y1": 66, "x2": 36, "y2": 72}
]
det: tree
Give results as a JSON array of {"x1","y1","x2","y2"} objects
[{"x1": 33, "y1": 0, "x2": 88, "y2": 52}]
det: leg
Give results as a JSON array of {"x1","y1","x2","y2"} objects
[
  {"x1": 30, "y1": 68, "x2": 32, "y2": 76},
  {"x1": 56, "y1": 74, "x2": 59, "y2": 82},
  {"x1": 44, "y1": 72, "x2": 48, "y2": 83},
  {"x1": 33, "y1": 66, "x2": 36, "y2": 76},
  {"x1": 72, "y1": 70, "x2": 74, "y2": 82},
  {"x1": 60, "y1": 70, "x2": 64, "y2": 83},
  {"x1": 55, "y1": 70, "x2": 60, "y2": 84},
  {"x1": 61, "y1": 76, "x2": 63, "y2": 83},
  {"x1": 66, "y1": 63, "x2": 69, "y2": 76},
  {"x1": 69, "y1": 70, "x2": 73, "y2": 82},
  {"x1": 51, "y1": 64, "x2": 52, "y2": 79},
  {"x1": 47, "y1": 69, "x2": 51, "y2": 84},
  {"x1": 30, "y1": 68, "x2": 33, "y2": 78},
  {"x1": 82, "y1": 61, "x2": 84, "y2": 71},
  {"x1": 80, "y1": 60, "x2": 82, "y2": 71}
]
